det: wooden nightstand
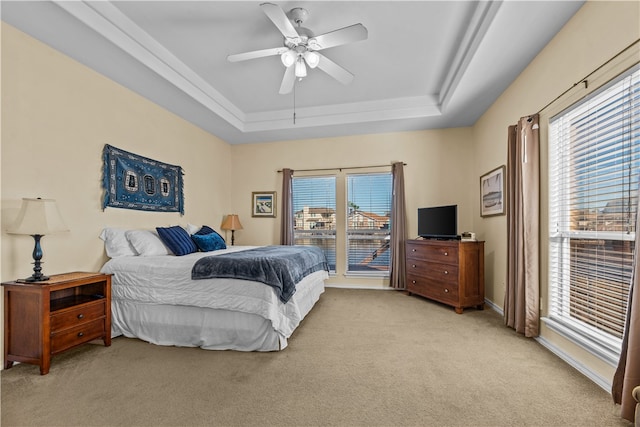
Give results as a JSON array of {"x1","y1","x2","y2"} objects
[{"x1": 3, "y1": 272, "x2": 111, "y2": 375}]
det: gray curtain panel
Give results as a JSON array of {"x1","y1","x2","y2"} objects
[
  {"x1": 280, "y1": 168, "x2": 294, "y2": 245},
  {"x1": 389, "y1": 161, "x2": 407, "y2": 289},
  {"x1": 504, "y1": 115, "x2": 540, "y2": 337},
  {"x1": 612, "y1": 183, "x2": 640, "y2": 422}
]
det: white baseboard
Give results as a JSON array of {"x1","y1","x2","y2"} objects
[
  {"x1": 325, "y1": 284, "x2": 395, "y2": 290},
  {"x1": 484, "y1": 298, "x2": 503, "y2": 315},
  {"x1": 535, "y1": 335, "x2": 612, "y2": 393},
  {"x1": 483, "y1": 298, "x2": 611, "y2": 393}
]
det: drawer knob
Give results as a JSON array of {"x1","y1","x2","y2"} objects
[
  {"x1": 412, "y1": 280, "x2": 416, "y2": 284},
  {"x1": 412, "y1": 264, "x2": 416, "y2": 268},
  {"x1": 412, "y1": 249, "x2": 416, "y2": 252},
  {"x1": 444, "y1": 252, "x2": 448, "y2": 256},
  {"x1": 77, "y1": 313, "x2": 84, "y2": 319},
  {"x1": 77, "y1": 332, "x2": 84, "y2": 337},
  {"x1": 444, "y1": 289, "x2": 449, "y2": 293},
  {"x1": 444, "y1": 270, "x2": 448, "y2": 275}
]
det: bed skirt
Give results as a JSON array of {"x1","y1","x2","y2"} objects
[{"x1": 110, "y1": 270, "x2": 326, "y2": 351}]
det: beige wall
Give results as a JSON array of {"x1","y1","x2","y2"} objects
[
  {"x1": 230, "y1": 128, "x2": 476, "y2": 287},
  {"x1": 472, "y1": 0, "x2": 640, "y2": 385},
  {"x1": 0, "y1": 22, "x2": 232, "y2": 362}
]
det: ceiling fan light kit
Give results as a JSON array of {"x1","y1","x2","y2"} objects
[{"x1": 227, "y1": 2, "x2": 368, "y2": 94}]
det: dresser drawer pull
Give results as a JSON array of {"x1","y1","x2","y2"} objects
[
  {"x1": 412, "y1": 280, "x2": 416, "y2": 284},
  {"x1": 77, "y1": 332, "x2": 84, "y2": 338},
  {"x1": 412, "y1": 248, "x2": 416, "y2": 252},
  {"x1": 412, "y1": 264, "x2": 416, "y2": 268},
  {"x1": 77, "y1": 313, "x2": 85, "y2": 319},
  {"x1": 444, "y1": 289, "x2": 449, "y2": 293},
  {"x1": 443, "y1": 252, "x2": 448, "y2": 256},
  {"x1": 443, "y1": 270, "x2": 448, "y2": 275}
]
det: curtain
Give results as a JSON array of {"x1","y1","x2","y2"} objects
[
  {"x1": 280, "y1": 168, "x2": 294, "y2": 245},
  {"x1": 612, "y1": 183, "x2": 640, "y2": 422},
  {"x1": 504, "y1": 115, "x2": 540, "y2": 337},
  {"x1": 389, "y1": 162, "x2": 407, "y2": 289}
]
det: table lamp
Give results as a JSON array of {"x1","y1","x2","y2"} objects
[
  {"x1": 7, "y1": 198, "x2": 69, "y2": 282},
  {"x1": 221, "y1": 214, "x2": 243, "y2": 246}
]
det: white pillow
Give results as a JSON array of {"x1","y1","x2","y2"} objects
[
  {"x1": 186, "y1": 223, "x2": 202, "y2": 235},
  {"x1": 125, "y1": 229, "x2": 170, "y2": 256},
  {"x1": 99, "y1": 228, "x2": 137, "y2": 258}
]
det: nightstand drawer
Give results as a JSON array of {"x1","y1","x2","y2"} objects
[
  {"x1": 50, "y1": 300, "x2": 105, "y2": 332},
  {"x1": 51, "y1": 319, "x2": 105, "y2": 354}
]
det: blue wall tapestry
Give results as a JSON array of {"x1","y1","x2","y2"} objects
[{"x1": 102, "y1": 144, "x2": 184, "y2": 215}]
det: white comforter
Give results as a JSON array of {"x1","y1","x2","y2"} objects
[{"x1": 101, "y1": 246, "x2": 328, "y2": 339}]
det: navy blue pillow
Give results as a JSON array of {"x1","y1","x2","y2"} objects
[
  {"x1": 156, "y1": 226, "x2": 197, "y2": 256},
  {"x1": 192, "y1": 232, "x2": 227, "y2": 252},
  {"x1": 195, "y1": 225, "x2": 226, "y2": 243}
]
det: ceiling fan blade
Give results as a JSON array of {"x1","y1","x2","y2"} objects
[
  {"x1": 227, "y1": 46, "x2": 287, "y2": 63},
  {"x1": 279, "y1": 65, "x2": 296, "y2": 94},
  {"x1": 260, "y1": 2, "x2": 299, "y2": 41},
  {"x1": 309, "y1": 24, "x2": 368, "y2": 51},
  {"x1": 316, "y1": 54, "x2": 354, "y2": 85}
]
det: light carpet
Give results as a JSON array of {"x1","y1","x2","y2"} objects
[{"x1": 1, "y1": 288, "x2": 630, "y2": 427}]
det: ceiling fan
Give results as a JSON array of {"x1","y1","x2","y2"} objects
[{"x1": 227, "y1": 2, "x2": 368, "y2": 94}]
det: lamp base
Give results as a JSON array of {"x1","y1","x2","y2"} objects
[{"x1": 18, "y1": 274, "x2": 50, "y2": 283}]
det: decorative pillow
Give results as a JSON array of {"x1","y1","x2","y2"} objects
[
  {"x1": 195, "y1": 225, "x2": 226, "y2": 243},
  {"x1": 99, "y1": 228, "x2": 137, "y2": 258},
  {"x1": 156, "y1": 226, "x2": 198, "y2": 256},
  {"x1": 186, "y1": 223, "x2": 202, "y2": 235},
  {"x1": 192, "y1": 232, "x2": 227, "y2": 252},
  {"x1": 125, "y1": 229, "x2": 170, "y2": 256}
]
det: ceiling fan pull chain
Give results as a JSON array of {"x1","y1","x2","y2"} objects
[{"x1": 293, "y1": 81, "x2": 297, "y2": 125}]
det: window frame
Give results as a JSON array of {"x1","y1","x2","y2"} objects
[
  {"x1": 543, "y1": 64, "x2": 639, "y2": 365},
  {"x1": 344, "y1": 172, "x2": 392, "y2": 277}
]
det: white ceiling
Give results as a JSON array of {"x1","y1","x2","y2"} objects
[{"x1": 2, "y1": 1, "x2": 584, "y2": 144}]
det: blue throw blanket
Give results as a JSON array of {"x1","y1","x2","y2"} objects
[{"x1": 191, "y1": 246, "x2": 329, "y2": 303}]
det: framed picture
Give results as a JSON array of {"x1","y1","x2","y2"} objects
[
  {"x1": 480, "y1": 166, "x2": 506, "y2": 217},
  {"x1": 252, "y1": 191, "x2": 276, "y2": 217}
]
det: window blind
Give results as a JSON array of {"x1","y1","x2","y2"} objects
[
  {"x1": 292, "y1": 176, "x2": 337, "y2": 272},
  {"x1": 548, "y1": 65, "x2": 639, "y2": 357},
  {"x1": 346, "y1": 173, "x2": 392, "y2": 274}
]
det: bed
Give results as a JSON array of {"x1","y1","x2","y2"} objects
[{"x1": 99, "y1": 227, "x2": 328, "y2": 351}]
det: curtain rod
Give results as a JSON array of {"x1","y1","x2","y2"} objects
[
  {"x1": 535, "y1": 38, "x2": 640, "y2": 116},
  {"x1": 277, "y1": 163, "x2": 406, "y2": 173}
]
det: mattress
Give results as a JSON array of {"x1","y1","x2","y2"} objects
[{"x1": 101, "y1": 246, "x2": 327, "y2": 351}]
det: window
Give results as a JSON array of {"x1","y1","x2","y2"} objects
[
  {"x1": 292, "y1": 176, "x2": 336, "y2": 272},
  {"x1": 346, "y1": 173, "x2": 392, "y2": 274},
  {"x1": 547, "y1": 66, "x2": 639, "y2": 362},
  {"x1": 291, "y1": 171, "x2": 393, "y2": 276}
]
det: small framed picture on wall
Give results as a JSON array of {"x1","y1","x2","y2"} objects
[
  {"x1": 480, "y1": 166, "x2": 506, "y2": 217},
  {"x1": 252, "y1": 191, "x2": 276, "y2": 217}
]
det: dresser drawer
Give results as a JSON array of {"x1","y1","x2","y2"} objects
[
  {"x1": 407, "y1": 275, "x2": 459, "y2": 304},
  {"x1": 407, "y1": 242, "x2": 458, "y2": 264},
  {"x1": 407, "y1": 259, "x2": 458, "y2": 283},
  {"x1": 50, "y1": 319, "x2": 105, "y2": 354},
  {"x1": 50, "y1": 300, "x2": 106, "y2": 332}
]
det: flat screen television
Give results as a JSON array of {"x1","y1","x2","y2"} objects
[{"x1": 417, "y1": 205, "x2": 459, "y2": 240}]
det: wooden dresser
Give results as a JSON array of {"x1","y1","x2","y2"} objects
[
  {"x1": 3, "y1": 272, "x2": 111, "y2": 375},
  {"x1": 406, "y1": 239, "x2": 484, "y2": 313}
]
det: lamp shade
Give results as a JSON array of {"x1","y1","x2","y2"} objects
[
  {"x1": 220, "y1": 214, "x2": 243, "y2": 231},
  {"x1": 294, "y1": 57, "x2": 307, "y2": 78},
  {"x1": 304, "y1": 51, "x2": 320, "y2": 69},
  {"x1": 7, "y1": 198, "x2": 69, "y2": 235},
  {"x1": 281, "y1": 50, "x2": 296, "y2": 68}
]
